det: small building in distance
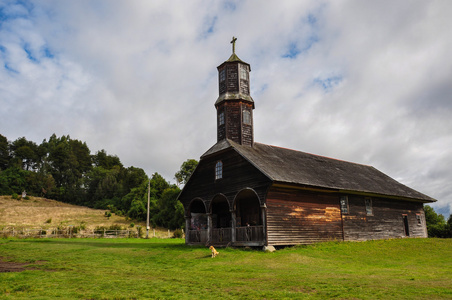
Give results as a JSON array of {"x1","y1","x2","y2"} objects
[{"x1": 178, "y1": 38, "x2": 436, "y2": 247}]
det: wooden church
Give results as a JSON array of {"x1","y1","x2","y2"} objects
[{"x1": 178, "y1": 38, "x2": 436, "y2": 248}]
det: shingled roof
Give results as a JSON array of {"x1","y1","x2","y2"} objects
[{"x1": 202, "y1": 139, "x2": 435, "y2": 203}]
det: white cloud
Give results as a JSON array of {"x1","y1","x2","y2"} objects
[{"x1": 1, "y1": 0, "x2": 451, "y2": 214}]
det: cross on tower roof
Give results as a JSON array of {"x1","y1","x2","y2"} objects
[{"x1": 231, "y1": 36, "x2": 237, "y2": 54}]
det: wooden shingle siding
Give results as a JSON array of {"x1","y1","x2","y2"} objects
[
  {"x1": 342, "y1": 196, "x2": 427, "y2": 241},
  {"x1": 266, "y1": 187, "x2": 343, "y2": 245}
]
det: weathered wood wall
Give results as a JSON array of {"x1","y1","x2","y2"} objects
[
  {"x1": 266, "y1": 186, "x2": 343, "y2": 245},
  {"x1": 179, "y1": 148, "x2": 271, "y2": 212},
  {"x1": 342, "y1": 196, "x2": 427, "y2": 240}
]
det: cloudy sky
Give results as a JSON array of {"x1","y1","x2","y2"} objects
[{"x1": 1, "y1": 1, "x2": 451, "y2": 215}]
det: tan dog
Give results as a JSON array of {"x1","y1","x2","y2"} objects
[{"x1": 209, "y1": 246, "x2": 219, "y2": 258}]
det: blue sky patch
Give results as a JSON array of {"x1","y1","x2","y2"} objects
[
  {"x1": 23, "y1": 43, "x2": 38, "y2": 62},
  {"x1": 282, "y1": 42, "x2": 300, "y2": 59},
  {"x1": 314, "y1": 75, "x2": 343, "y2": 92},
  {"x1": 42, "y1": 46, "x2": 54, "y2": 59},
  {"x1": 4, "y1": 62, "x2": 19, "y2": 74},
  {"x1": 223, "y1": 1, "x2": 236, "y2": 11},
  {"x1": 200, "y1": 15, "x2": 217, "y2": 39}
]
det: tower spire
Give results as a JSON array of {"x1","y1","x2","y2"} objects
[{"x1": 215, "y1": 38, "x2": 254, "y2": 146}]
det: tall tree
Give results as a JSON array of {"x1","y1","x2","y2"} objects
[
  {"x1": 10, "y1": 137, "x2": 40, "y2": 171},
  {"x1": 0, "y1": 134, "x2": 9, "y2": 170},
  {"x1": 93, "y1": 149, "x2": 123, "y2": 169},
  {"x1": 424, "y1": 205, "x2": 448, "y2": 237},
  {"x1": 175, "y1": 159, "x2": 198, "y2": 186}
]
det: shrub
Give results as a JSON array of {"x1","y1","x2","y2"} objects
[
  {"x1": 130, "y1": 223, "x2": 135, "y2": 228},
  {"x1": 172, "y1": 229, "x2": 184, "y2": 238},
  {"x1": 79, "y1": 222, "x2": 86, "y2": 231},
  {"x1": 137, "y1": 226, "x2": 144, "y2": 238},
  {"x1": 11, "y1": 193, "x2": 18, "y2": 199},
  {"x1": 109, "y1": 224, "x2": 123, "y2": 230},
  {"x1": 46, "y1": 218, "x2": 52, "y2": 224},
  {"x1": 105, "y1": 211, "x2": 112, "y2": 218}
]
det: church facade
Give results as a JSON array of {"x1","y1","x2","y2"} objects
[{"x1": 178, "y1": 40, "x2": 435, "y2": 247}]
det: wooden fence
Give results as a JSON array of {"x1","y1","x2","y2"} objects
[{"x1": 0, "y1": 228, "x2": 180, "y2": 239}]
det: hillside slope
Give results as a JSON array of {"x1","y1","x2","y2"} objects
[{"x1": 0, "y1": 196, "x2": 144, "y2": 230}]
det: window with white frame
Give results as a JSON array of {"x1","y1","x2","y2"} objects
[
  {"x1": 215, "y1": 161, "x2": 223, "y2": 180},
  {"x1": 340, "y1": 196, "x2": 349, "y2": 214},
  {"x1": 365, "y1": 198, "x2": 373, "y2": 215}
]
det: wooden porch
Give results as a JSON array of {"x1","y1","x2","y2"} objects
[{"x1": 186, "y1": 225, "x2": 265, "y2": 247}]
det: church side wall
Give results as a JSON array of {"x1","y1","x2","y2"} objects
[
  {"x1": 266, "y1": 186, "x2": 343, "y2": 246},
  {"x1": 342, "y1": 196, "x2": 427, "y2": 241}
]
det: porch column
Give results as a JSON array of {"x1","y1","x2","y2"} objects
[
  {"x1": 206, "y1": 213, "x2": 212, "y2": 245},
  {"x1": 261, "y1": 203, "x2": 267, "y2": 243},
  {"x1": 185, "y1": 216, "x2": 191, "y2": 244},
  {"x1": 230, "y1": 209, "x2": 236, "y2": 244}
]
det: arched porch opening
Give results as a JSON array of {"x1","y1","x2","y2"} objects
[
  {"x1": 186, "y1": 198, "x2": 208, "y2": 244},
  {"x1": 234, "y1": 188, "x2": 265, "y2": 244},
  {"x1": 210, "y1": 194, "x2": 232, "y2": 244}
]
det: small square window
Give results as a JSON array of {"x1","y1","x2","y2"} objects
[
  {"x1": 365, "y1": 198, "x2": 373, "y2": 215},
  {"x1": 215, "y1": 161, "x2": 223, "y2": 180},
  {"x1": 416, "y1": 214, "x2": 422, "y2": 225},
  {"x1": 340, "y1": 196, "x2": 349, "y2": 214}
]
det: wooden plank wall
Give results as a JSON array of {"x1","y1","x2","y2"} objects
[
  {"x1": 179, "y1": 148, "x2": 271, "y2": 212},
  {"x1": 266, "y1": 187, "x2": 343, "y2": 246},
  {"x1": 342, "y1": 195, "x2": 427, "y2": 241}
]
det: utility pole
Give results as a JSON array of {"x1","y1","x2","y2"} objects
[{"x1": 146, "y1": 178, "x2": 150, "y2": 239}]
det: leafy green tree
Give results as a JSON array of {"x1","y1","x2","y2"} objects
[
  {"x1": 93, "y1": 149, "x2": 123, "y2": 169},
  {"x1": 124, "y1": 180, "x2": 157, "y2": 221},
  {"x1": 149, "y1": 172, "x2": 170, "y2": 199},
  {"x1": 10, "y1": 137, "x2": 40, "y2": 171},
  {"x1": 175, "y1": 159, "x2": 198, "y2": 186},
  {"x1": 424, "y1": 205, "x2": 448, "y2": 237},
  {"x1": 0, "y1": 167, "x2": 28, "y2": 195},
  {"x1": 152, "y1": 186, "x2": 182, "y2": 229},
  {"x1": 41, "y1": 134, "x2": 92, "y2": 203},
  {"x1": 0, "y1": 134, "x2": 9, "y2": 170}
]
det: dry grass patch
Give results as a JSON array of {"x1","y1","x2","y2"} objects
[{"x1": 0, "y1": 196, "x2": 141, "y2": 230}]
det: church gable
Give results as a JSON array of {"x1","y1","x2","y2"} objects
[{"x1": 179, "y1": 145, "x2": 271, "y2": 208}]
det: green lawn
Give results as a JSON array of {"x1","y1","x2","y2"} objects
[{"x1": 0, "y1": 238, "x2": 451, "y2": 299}]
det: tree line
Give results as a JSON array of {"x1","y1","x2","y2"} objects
[
  {"x1": 0, "y1": 133, "x2": 197, "y2": 230},
  {"x1": 424, "y1": 205, "x2": 452, "y2": 238}
]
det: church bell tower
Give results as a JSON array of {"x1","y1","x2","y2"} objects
[{"x1": 215, "y1": 37, "x2": 254, "y2": 146}]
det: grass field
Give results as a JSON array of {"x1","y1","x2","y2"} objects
[{"x1": 0, "y1": 238, "x2": 451, "y2": 299}]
